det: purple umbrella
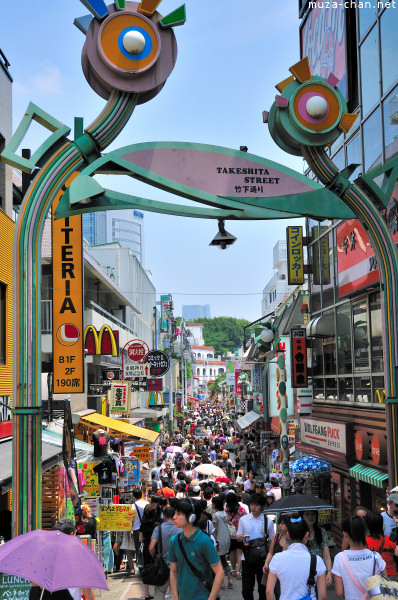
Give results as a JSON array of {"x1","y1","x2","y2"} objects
[
  {"x1": 0, "y1": 530, "x2": 109, "y2": 592},
  {"x1": 165, "y1": 446, "x2": 184, "y2": 453}
]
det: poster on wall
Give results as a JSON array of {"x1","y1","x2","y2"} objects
[{"x1": 300, "y1": 3, "x2": 348, "y2": 100}]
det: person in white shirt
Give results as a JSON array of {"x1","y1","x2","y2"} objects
[
  {"x1": 236, "y1": 494, "x2": 275, "y2": 600},
  {"x1": 244, "y1": 472, "x2": 254, "y2": 492},
  {"x1": 131, "y1": 487, "x2": 149, "y2": 551},
  {"x1": 332, "y1": 515, "x2": 386, "y2": 600},
  {"x1": 267, "y1": 514, "x2": 327, "y2": 600}
]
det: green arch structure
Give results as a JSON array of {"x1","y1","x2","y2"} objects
[{"x1": 2, "y1": 9, "x2": 398, "y2": 534}]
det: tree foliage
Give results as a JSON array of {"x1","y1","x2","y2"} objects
[{"x1": 186, "y1": 317, "x2": 251, "y2": 356}]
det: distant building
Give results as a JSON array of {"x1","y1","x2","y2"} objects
[
  {"x1": 261, "y1": 241, "x2": 299, "y2": 315},
  {"x1": 182, "y1": 304, "x2": 211, "y2": 320},
  {"x1": 83, "y1": 209, "x2": 145, "y2": 265},
  {"x1": 187, "y1": 323, "x2": 225, "y2": 392}
]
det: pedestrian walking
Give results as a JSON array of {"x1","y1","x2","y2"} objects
[
  {"x1": 263, "y1": 513, "x2": 289, "y2": 600},
  {"x1": 211, "y1": 494, "x2": 233, "y2": 589},
  {"x1": 225, "y1": 491, "x2": 247, "y2": 580},
  {"x1": 332, "y1": 515, "x2": 387, "y2": 600},
  {"x1": 139, "y1": 503, "x2": 161, "y2": 600},
  {"x1": 169, "y1": 498, "x2": 224, "y2": 600},
  {"x1": 301, "y1": 510, "x2": 333, "y2": 586},
  {"x1": 266, "y1": 514, "x2": 327, "y2": 600},
  {"x1": 148, "y1": 506, "x2": 182, "y2": 600},
  {"x1": 236, "y1": 493, "x2": 275, "y2": 600},
  {"x1": 365, "y1": 511, "x2": 398, "y2": 580}
]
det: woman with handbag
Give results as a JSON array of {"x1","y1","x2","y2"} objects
[
  {"x1": 266, "y1": 514, "x2": 327, "y2": 600},
  {"x1": 212, "y1": 494, "x2": 233, "y2": 589},
  {"x1": 332, "y1": 516, "x2": 387, "y2": 599},
  {"x1": 225, "y1": 492, "x2": 247, "y2": 580},
  {"x1": 263, "y1": 513, "x2": 289, "y2": 600},
  {"x1": 139, "y1": 503, "x2": 161, "y2": 600}
]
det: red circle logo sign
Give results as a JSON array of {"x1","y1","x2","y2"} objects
[
  {"x1": 107, "y1": 371, "x2": 115, "y2": 380},
  {"x1": 127, "y1": 340, "x2": 149, "y2": 363},
  {"x1": 371, "y1": 434, "x2": 387, "y2": 465}
]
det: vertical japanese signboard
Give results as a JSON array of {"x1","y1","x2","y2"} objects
[
  {"x1": 110, "y1": 381, "x2": 131, "y2": 413},
  {"x1": 286, "y1": 226, "x2": 304, "y2": 285},
  {"x1": 52, "y1": 190, "x2": 84, "y2": 393},
  {"x1": 160, "y1": 295, "x2": 170, "y2": 331},
  {"x1": 291, "y1": 329, "x2": 308, "y2": 388}
]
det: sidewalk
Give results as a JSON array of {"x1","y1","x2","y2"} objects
[{"x1": 97, "y1": 569, "x2": 342, "y2": 600}]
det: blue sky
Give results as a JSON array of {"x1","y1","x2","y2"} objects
[{"x1": 1, "y1": 0, "x2": 304, "y2": 321}]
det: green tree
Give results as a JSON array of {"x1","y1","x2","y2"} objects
[{"x1": 184, "y1": 316, "x2": 252, "y2": 356}]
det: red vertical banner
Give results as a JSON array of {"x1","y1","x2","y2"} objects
[
  {"x1": 291, "y1": 329, "x2": 308, "y2": 388},
  {"x1": 234, "y1": 370, "x2": 242, "y2": 396}
]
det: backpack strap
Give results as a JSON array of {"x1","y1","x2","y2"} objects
[{"x1": 340, "y1": 552, "x2": 369, "y2": 600}]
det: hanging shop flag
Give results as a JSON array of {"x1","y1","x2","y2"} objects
[
  {"x1": 160, "y1": 295, "x2": 170, "y2": 331},
  {"x1": 291, "y1": 328, "x2": 308, "y2": 388},
  {"x1": 110, "y1": 381, "x2": 131, "y2": 413},
  {"x1": 52, "y1": 188, "x2": 84, "y2": 393},
  {"x1": 286, "y1": 226, "x2": 304, "y2": 285}
]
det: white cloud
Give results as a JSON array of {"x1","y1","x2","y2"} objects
[
  {"x1": 13, "y1": 63, "x2": 63, "y2": 97},
  {"x1": 31, "y1": 64, "x2": 62, "y2": 95}
]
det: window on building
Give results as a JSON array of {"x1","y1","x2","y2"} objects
[
  {"x1": 310, "y1": 242, "x2": 321, "y2": 312},
  {"x1": 336, "y1": 302, "x2": 352, "y2": 374},
  {"x1": 218, "y1": 368, "x2": 224, "y2": 375},
  {"x1": 197, "y1": 368, "x2": 200, "y2": 375},
  {"x1": 321, "y1": 231, "x2": 335, "y2": 308},
  {"x1": 209, "y1": 369, "x2": 212, "y2": 376},
  {"x1": 203, "y1": 368, "x2": 206, "y2": 376},
  {"x1": 311, "y1": 338, "x2": 323, "y2": 377},
  {"x1": 207, "y1": 353, "x2": 212, "y2": 358},
  {"x1": 383, "y1": 85, "x2": 398, "y2": 161},
  {"x1": 381, "y1": 7, "x2": 398, "y2": 95},
  {"x1": 198, "y1": 352, "x2": 201, "y2": 358},
  {"x1": 353, "y1": 299, "x2": 370, "y2": 371},
  {"x1": 369, "y1": 292, "x2": 383, "y2": 373},
  {"x1": 346, "y1": 133, "x2": 362, "y2": 181},
  {"x1": 354, "y1": 375, "x2": 371, "y2": 403},
  {"x1": 331, "y1": 147, "x2": 345, "y2": 172},
  {"x1": 358, "y1": 5, "x2": 378, "y2": 41},
  {"x1": 0, "y1": 283, "x2": 6, "y2": 365},
  {"x1": 338, "y1": 376, "x2": 354, "y2": 402},
  {"x1": 360, "y1": 25, "x2": 380, "y2": 117},
  {"x1": 363, "y1": 108, "x2": 382, "y2": 171}
]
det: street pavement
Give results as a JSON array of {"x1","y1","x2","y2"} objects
[{"x1": 97, "y1": 568, "x2": 341, "y2": 600}]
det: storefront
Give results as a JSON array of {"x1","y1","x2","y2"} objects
[{"x1": 297, "y1": 416, "x2": 355, "y2": 545}]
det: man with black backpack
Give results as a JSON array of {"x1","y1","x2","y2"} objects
[
  {"x1": 236, "y1": 494, "x2": 275, "y2": 600},
  {"x1": 149, "y1": 506, "x2": 182, "y2": 600}
]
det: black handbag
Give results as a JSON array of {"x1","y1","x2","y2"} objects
[
  {"x1": 141, "y1": 524, "x2": 170, "y2": 586},
  {"x1": 242, "y1": 514, "x2": 269, "y2": 566}
]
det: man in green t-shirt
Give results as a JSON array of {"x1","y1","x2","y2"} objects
[{"x1": 169, "y1": 499, "x2": 224, "y2": 600}]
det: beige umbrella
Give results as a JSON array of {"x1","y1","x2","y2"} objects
[{"x1": 193, "y1": 463, "x2": 226, "y2": 478}]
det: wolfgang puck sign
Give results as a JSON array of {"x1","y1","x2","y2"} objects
[{"x1": 300, "y1": 417, "x2": 347, "y2": 455}]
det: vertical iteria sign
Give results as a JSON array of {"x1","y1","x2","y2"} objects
[
  {"x1": 291, "y1": 329, "x2": 308, "y2": 388},
  {"x1": 52, "y1": 189, "x2": 84, "y2": 393},
  {"x1": 287, "y1": 226, "x2": 304, "y2": 285}
]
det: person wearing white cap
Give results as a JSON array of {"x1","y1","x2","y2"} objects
[{"x1": 382, "y1": 493, "x2": 398, "y2": 535}]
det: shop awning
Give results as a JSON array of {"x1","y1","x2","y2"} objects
[
  {"x1": 237, "y1": 410, "x2": 262, "y2": 430},
  {"x1": 349, "y1": 464, "x2": 389, "y2": 488},
  {"x1": 79, "y1": 412, "x2": 159, "y2": 443}
]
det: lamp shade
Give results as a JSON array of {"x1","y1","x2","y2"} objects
[{"x1": 260, "y1": 328, "x2": 274, "y2": 343}]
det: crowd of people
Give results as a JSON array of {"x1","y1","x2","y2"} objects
[{"x1": 105, "y1": 404, "x2": 398, "y2": 600}]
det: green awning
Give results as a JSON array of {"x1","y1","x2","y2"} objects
[{"x1": 349, "y1": 464, "x2": 388, "y2": 488}]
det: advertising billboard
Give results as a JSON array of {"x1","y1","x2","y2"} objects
[{"x1": 301, "y1": 3, "x2": 347, "y2": 100}]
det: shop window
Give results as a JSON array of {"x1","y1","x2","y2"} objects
[
  {"x1": 353, "y1": 300, "x2": 370, "y2": 371},
  {"x1": 0, "y1": 283, "x2": 6, "y2": 365},
  {"x1": 346, "y1": 133, "x2": 362, "y2": 181},
  {"x1": 383, "y1": 86, "x2": 398, "y2": 161},
  {"x1": 338, "y1": 377, "x2": 354, "y2": 402},
  {"x1": 336, "y1": 302, "x2": 352, "y2": 374},
  {"x1": 311, "y1": 338, "x2": 323, "y2": 377},
  {"x1": 363, "y1": 108, "x2": 383, "y2": 172},
  {"x1": 372, "y1": 375, "x2": 385, "y2": 404},
  {"x1": 360, "y1": 25, "x2": 380, "y2": 117},
  {"x1": 323, "y1": 338, "x2": 336, "y2": 376},
  {"x1": 381, "y1": 7, "x2": 398, "y2": 95},
  {"x1": 325, "y1": 377, "x2": 337, "y2": 401},
  {"x1": 313, "y1": 378, "x2": 325, "y2": 401},
  {"x1": 358, "y1": 6, "x2": 378, "y2": 41},
  {"x1": 354, "y1": 375, "x2": 371, "y2": 402},
  {"x1": 370, "y1": 292, "x2": 383, "y2": 373}
]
